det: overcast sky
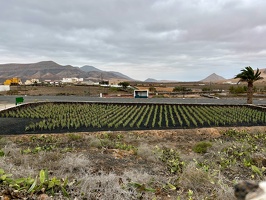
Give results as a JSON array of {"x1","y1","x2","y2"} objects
[{"x1": 0, "y1": 0, "x2": 266, "y2": 81}]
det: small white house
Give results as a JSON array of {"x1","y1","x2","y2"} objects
[
  {"x1": 25, "y1": 79, "x2": 40, "y2": 85},
  {"x1": 62, "y1": 78, "x2": 83, "y2": 83},
  {"x1": 0, "y1": 85, "x2": 10, "y2": 92},
  {"x1": 134, "y1": 90, "x2": 149, "y2": 98}
]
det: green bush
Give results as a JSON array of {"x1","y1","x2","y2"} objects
[
  {"x1": 0, "y1": 149, "x2": 4, "y2": 157},
  {"x1": 173, "y1": 86, "x2": 191, "y2": 92},
  {"x1": 192, "y1": 141, "x2": 212, "y2": 154},
  {"x1": 67, "y1": 133, "x2": 82, "y2": 140},
  {"x1": 156, "y1": 147, "x2": 185, "y2": 174},
  {"x1": 229, "y1": 86, "x2": 247, "y2": 94}
]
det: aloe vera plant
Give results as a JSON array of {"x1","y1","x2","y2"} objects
[{"x1": 0, "y1": 168, "x2": 70, "y2": 197}]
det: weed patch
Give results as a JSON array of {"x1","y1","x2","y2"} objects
[{"x1": 192, "y1": 141, "x2": 212, "y2": 154}]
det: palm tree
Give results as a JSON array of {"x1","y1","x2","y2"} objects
[{"x1": 234, "y1": 66, "x2": 263, "y2": 104}]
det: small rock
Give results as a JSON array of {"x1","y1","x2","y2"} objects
[
  {"x1": 252, "y1": 153, "x2": 266, "y2": 167},
  {"x1": 37, "y1": 193, "x2": 51, "y2": 200},
  {"x1": 1, "y1": 195, "x2": 11, "y2": 200}
]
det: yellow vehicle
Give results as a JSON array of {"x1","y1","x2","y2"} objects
[{"x1": 4, "y1": 78, "x2": 22, "y2": 85}]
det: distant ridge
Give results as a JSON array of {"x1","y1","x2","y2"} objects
[
  {"x1": 0, "y1": 61, "x2": 80, "y2": 82},
  {"x1": 144, "y1": 78, "x2": 158, "y2": 82},
  {"x1": 108, "y1": 71, "x2": 135, "y2": 81},
  {"x1": 80, "y1": 65, "x2": 102, "y2": 72},
  {"x1": 0, "y1": 61, "x2": 134, "y2": 83},
  {"x1": 144, "y1": 78, "x2": 177, "y2": 82},
  {"x1": 79, "y1": 66, "x2": 135, "y2": 81},
  {"x1": 259, "y1": 68, "x2": 266, "y2": 79},
  {"x1": 200, "y1": 73, "x2": 226, "y2": 82}
]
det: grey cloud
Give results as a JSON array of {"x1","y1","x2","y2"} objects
[{"x1": 0, "y1": 0, "x2": 266, "y2": 81}]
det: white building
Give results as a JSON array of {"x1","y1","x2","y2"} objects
[
  {"x1": 0, "y1": 85, "x2": 10, "y2": 92},
  {"x1": 62, "y1": 78, "x2": 83, "y2": 83},
  {"x1": 134, "y1": 90, "x2": 149, "y2": 98},
  {"x1": 25, "y1": 79, "x2": 40, "y2": 85}
]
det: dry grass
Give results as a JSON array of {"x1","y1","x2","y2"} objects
[
  {"x1": 0, "y1": 127, "x2": 266, "y2": 199},
  {"x1": 178, "y1": 163, "x2": 235, "y2": 200}
]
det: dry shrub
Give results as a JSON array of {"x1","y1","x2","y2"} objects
[
  {"x1": 78, "y1": 172, "x2": 134, "y2": 200},
  {"x1": 0, "y1": 158, "x2": 13, "y2": 174},
  {"x1": 88, "y1": 136, "x2": 103, "y2": 148},
  {"x1": 0, "y1": 158, "x2": 36, "y2": 179},
  {"x1": 30, "y1": 151, "x2": 63, "y2": 171},
  {"x1": 137, "y1": 143, "x2": 157, "y2": 162},
  {"x1": 215, "y1": 174, "x2": 236, "y2": 200},
  {"x1": 123, "y1": 132, "x2": 142, "y2": 144},
  {"x1": 84, "y1": 134, "x2": 95, "y2": 140},
  {"x1": 0, "y1": 136, "x2": 10, "y2": 147},
  {"x1": 2, "y1": 143, "x2": 25, "y2": 166},
  {"x1": 2, "y1": 142, "x2": 20, "y2": 157},
  {"x1": 0, "y1": 153, "x2": 36, "y2": 179},
  {"x1": 65, "y1": 133, "x2": 84, "y2": 142},
  {"x1": 40, "y1": 151, "x2": 62, "y2": 163},
  {"x1": 77, "y1": 170, "x2": 163, "y2": 200},
  {"x1": 178, "y1": 163, "x2": 215, "y2": 198},
  {"x1": 58, "y1": 153, "x2": 91, "y2": 178},
  {"x1": 178, "y1": 163, "x2": 235, "y2": 200}
]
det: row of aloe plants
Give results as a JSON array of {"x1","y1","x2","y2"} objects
[{"x1": 0, "y1": 103, "x2": 265, "y2": 132}]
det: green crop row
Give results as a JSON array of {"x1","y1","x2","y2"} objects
[{"x1": 0, "y1": 103, "x2": 265, "y2": 132}]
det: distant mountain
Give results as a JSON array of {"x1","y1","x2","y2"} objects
[
  {"x1": 0, "y1": 61, "x2": 83, "y2": 82},
  {"x1": 85, "y1": 71, "x2": 133, "y2": 81},
  {"x1": 144, "y1": 78, "x2": 159, "y2": 82},
  {"x1": 109, "y1": 71, "x2": 135, "y2": 81},
  {"x1": 0, "y1": 61, "x2": 134, "y2": 83},
  {"x1": 200, "y1": 73, "x2": 226, "y2": 82},
  {"x1": 80, "y1": 65, "x2": 102, "y2": 72},
  {"x1": 144, "y1": 78, "x2": 177, "y2": 83},
  {"x1": 80, "y1": 66, "x2": 135, "y2": 81},
  {"x1": 259, "y1": 68, "x2": 266, "y2": 79}
]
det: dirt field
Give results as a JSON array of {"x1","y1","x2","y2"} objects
[{"x1": 0, "y1": 85, "x2": 130, "y2": 97}]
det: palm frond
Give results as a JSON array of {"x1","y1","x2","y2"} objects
[{"x1": 234, "y1": 66, "x2": 263, "y2": 83}]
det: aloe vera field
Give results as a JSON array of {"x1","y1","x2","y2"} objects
[
  {"x1": 0, "y1": 102, "x2": 265, "y2": 134},
  {"x1": 0, "y1": 101, "x2": 266, "y2": 199}
]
